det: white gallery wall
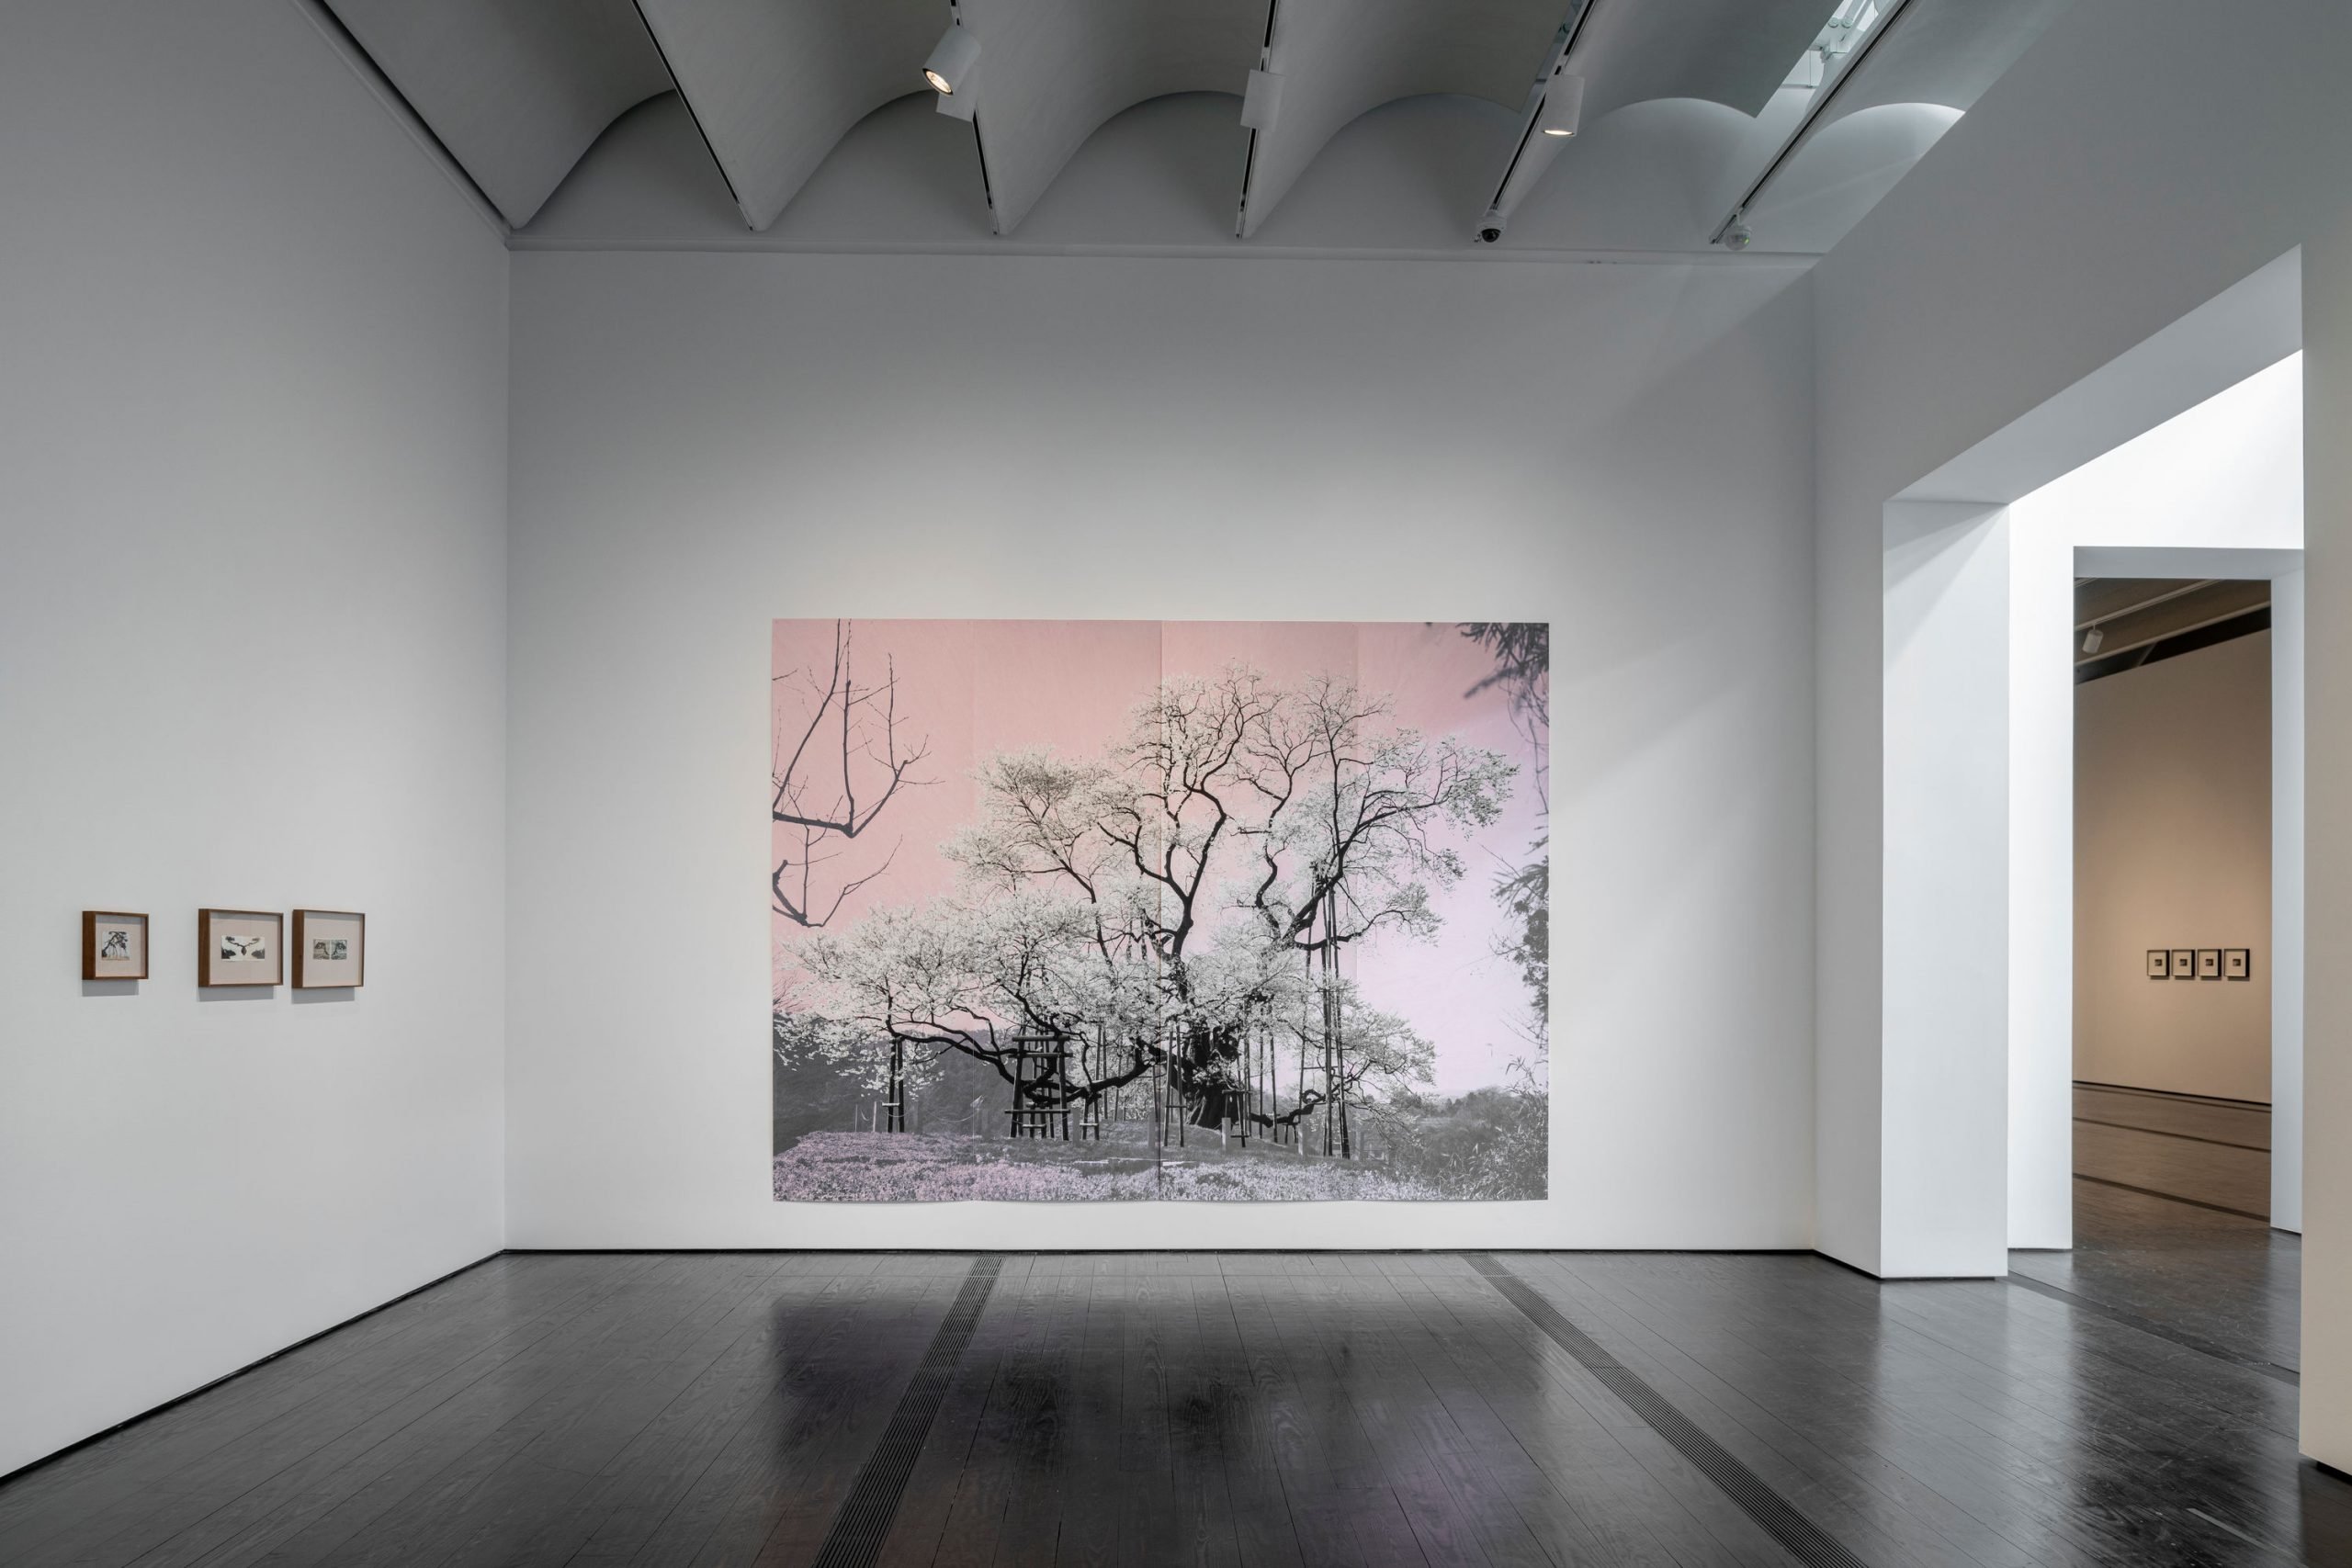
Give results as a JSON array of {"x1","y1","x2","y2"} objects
[
  {"x1": 2273, "y1": 567, "x2": 2307, "y2": 1232},
  {"x1": 0, "y1": 0, "x2": 510, "y2": 1474},
  {"x1": 9, "y1": 0, "x2": 2351, "y2": 1487},
  {"x1": 1809, "y1": 0, "x2": 2352, "y2": 1462},
  {"x1": 2075, "y1": 633, "x2": 2273, "y2": 1102},
  {"x1": 2004, "y1": 353, "x2": 2303, "y2": 1247},
  {"x1": 1876, "y1": 497, "x2": 2012, "y2": 1278},
  {"x1": 504, "y1": 250, "x2": 1817, "y2": 1250},
  {"x1": 2307, "y1": 195, "x2": 2352, "y2": 1476}
]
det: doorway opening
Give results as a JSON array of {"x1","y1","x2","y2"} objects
[{"x1": 2007, "y1": 574, "x2": 2301, "y2": 1375}]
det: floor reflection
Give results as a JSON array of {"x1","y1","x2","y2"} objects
[{"x1": 3, "y1": 1248, "x2": 2349, "y2": 1565}]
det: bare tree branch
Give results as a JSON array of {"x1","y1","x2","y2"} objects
[{"x1": 772, "y1": 620, "x2": 933, "y2": 928}]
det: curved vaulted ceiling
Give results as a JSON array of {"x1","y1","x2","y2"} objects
[
  {"x1": 1796, "y1": 0, "x2": 2064, "y2": 143},
  {"x1": 1576, "y1": 0, "x2": 1843, "y2": 124},
  {"x1": 1479, "y1": 0, "x2": 1845, "y2": 238},
  {"x1": 957, "y1": 0, "x2": 1266, "y2": 234},
  {"x1": 1707, "y1": 0, "x2": 2073, "y2": 247},
  {"x1": 327, "y1": 0, "x2": 672, "y2": 230},
  {"x1": 322, "y1": 0, "x2": 2075, "y2": 253},
  {"x1": 1238, "y1": 0, "x2": 1564, "y2": 238},
  {"x1": 633, "y1": 0, "x2": 945, "y2": 231}
]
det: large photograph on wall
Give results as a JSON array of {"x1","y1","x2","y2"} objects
[{"x1": 771, "y1": 619, "x2": 1549, "y2": 1201}]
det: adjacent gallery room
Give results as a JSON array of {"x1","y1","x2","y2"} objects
[
  {"x1": 5, "y1": 1, "x2": 2351, "y2": 1564},
  {"x1": 2056, "y1": 578, "x2": 2290, "y2": 1365}
]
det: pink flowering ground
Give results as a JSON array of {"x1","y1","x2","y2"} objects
[{"x1": 773, "y1": 1132, "x2": 1445, "y2": 1202}]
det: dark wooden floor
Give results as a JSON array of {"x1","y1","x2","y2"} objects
[
  {"x1": 5, "y1": 1115, "x2": 2346, "y2": 1567},
  {"x1": 2009, "y1": 1083, "x2": 2298, "y2": 1378},
  {"x1": 2070, "y1": 1083, "x2": 2272, "y2": 1222}
]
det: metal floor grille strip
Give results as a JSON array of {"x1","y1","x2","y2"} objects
[
  {"x1": 809, "y1": 1255, "x2": 1002, "y2": 1568},
  {"x1": 2004, "y1": 1271, "x2": 2298, "y2": 1384},
  {"x1": 2071, "y1": 1172, "x2": 2268, "y2": 1222},
  {"x1": 1465, "y1": 1253, "x2": 1871, "y2": 1568},
  {"x1": 2072, "y1": 1115, "x2": 2270, "y2": 1154}
]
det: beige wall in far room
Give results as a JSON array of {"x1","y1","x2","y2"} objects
[{"x1": 2075, "y1": 630, "x2": 2272, "y2": 1102}]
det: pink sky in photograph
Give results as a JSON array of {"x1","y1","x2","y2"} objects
[{"x1": 771, "y1": 619, "x2": 1544, "y2": 1096}]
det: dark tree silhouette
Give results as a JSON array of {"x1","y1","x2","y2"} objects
[
  {"x1": 773, "y1": 620, "x2": 934, "y2": 1133},
  {"x1": 800, "y1": 667, "x2": 1502, "y2": 1153},
  {"x1": 1460, "y1": 621, "x2": 1550, "y2": 1053},
  {"x1": 1459, "y1": 621, "x2": 1548, "y2": 812},
  {"x1": 771, "y1": 620, "x2": 933, "y2": 930}
]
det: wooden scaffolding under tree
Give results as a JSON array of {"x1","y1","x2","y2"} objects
[
  {"x1": 1004, "y1": 1031, "x2": 1081, "y2": 1139},
  {"x1": 996, "y1": 1018, "x2": 1311, "y2": 1150},
  {"x1": 882, "y1": 1038, "x2": 906, "y2": 1134},
  {"x1": 1075, "y1": 1026, "x2": 1106, "y2": 1140}
]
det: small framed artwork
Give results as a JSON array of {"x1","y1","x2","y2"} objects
[
  {"x1": 292, "y1": 909, "x2": 366, "y2": 988},
  {"x1": 198, "y1": 908, "x2": 283, "y2": 987},
  {"x1": 2145, "y1": 950, "x2": 2171, "y2": 978},
  {"x1": 2196, "y1": 948, "x2": 2222, "y2": 980},
  {"x1": 2170, "y1": 949, "x2": 2196, "y2": 981},
  {"x1": 2225, "y1": 948, "x2": 2253, "y2": 981},
  {"x1": 82, "y1": 911, "x2": 149, "y2": 981}
]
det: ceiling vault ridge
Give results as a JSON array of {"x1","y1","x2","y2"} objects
[
  {"x1": 304, "y1": 0, "x2": 2074, "y2": 256},
  {"x1": 627, "y1": 0, "x2": 752, "y2": 230},
  {"x1": 499, "y1": 233, "x2": 1825, "y2": 268},
  {"x1": 281, "y1": 0, "x2": 511, "y2": 238}
]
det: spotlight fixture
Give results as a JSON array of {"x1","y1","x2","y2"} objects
[
  {"x1": 2082, "y1": 626, "x2": 2105, "y2": 654},
  {"x1": 922, "y1": 25, "x2": 979, "y2": 97},
  {"x1": 1539, "y1": 74, "x2": 1586, "y2": 138}
]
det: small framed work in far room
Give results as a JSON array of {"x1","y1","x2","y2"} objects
[
  {"x1": 198, "y1": 908, "x2": 282, "y2": 987},
  {"x1": 2225, "y1": 948, "x2": 2253, "y2": 981},
  {"x1": 2145, "y1": 949, "x2": 2170, "y2": 978},
  {"x1": 2170, "y1": 948, "x2": 2196, "y2": 981},
  {"x1": 2197, "y1": 948, "x2": 2222, "y2": 980},
  {"x1": 292, "y1": 909, "x2": 365, "y2": 988},
  {"x1": 82, "y1": 911, "x2": 148, "y2": 981}
]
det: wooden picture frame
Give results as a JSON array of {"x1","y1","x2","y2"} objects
[
  {"x1": 2224, "y1": 948, "x2": 2253, "y2": 981},
  {"x1": 2145, "y1": 949, "x2": 2170, "y2": 978},
  {"x1": 2169, "y1": 948, "x2": 2196, "y2": 981},
  {"x1": 198, "y1": 908, "x2": 283, "y2": 987},
  {"x1": 292, "y1": 909, "x2": 366, "y2": 988},
  {"x1": 2196, "y1": 948, "x2": 2222, "y2": 980},
  {"x1": 82, "y1": 911, "x2": 149, "y2": 981}
]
